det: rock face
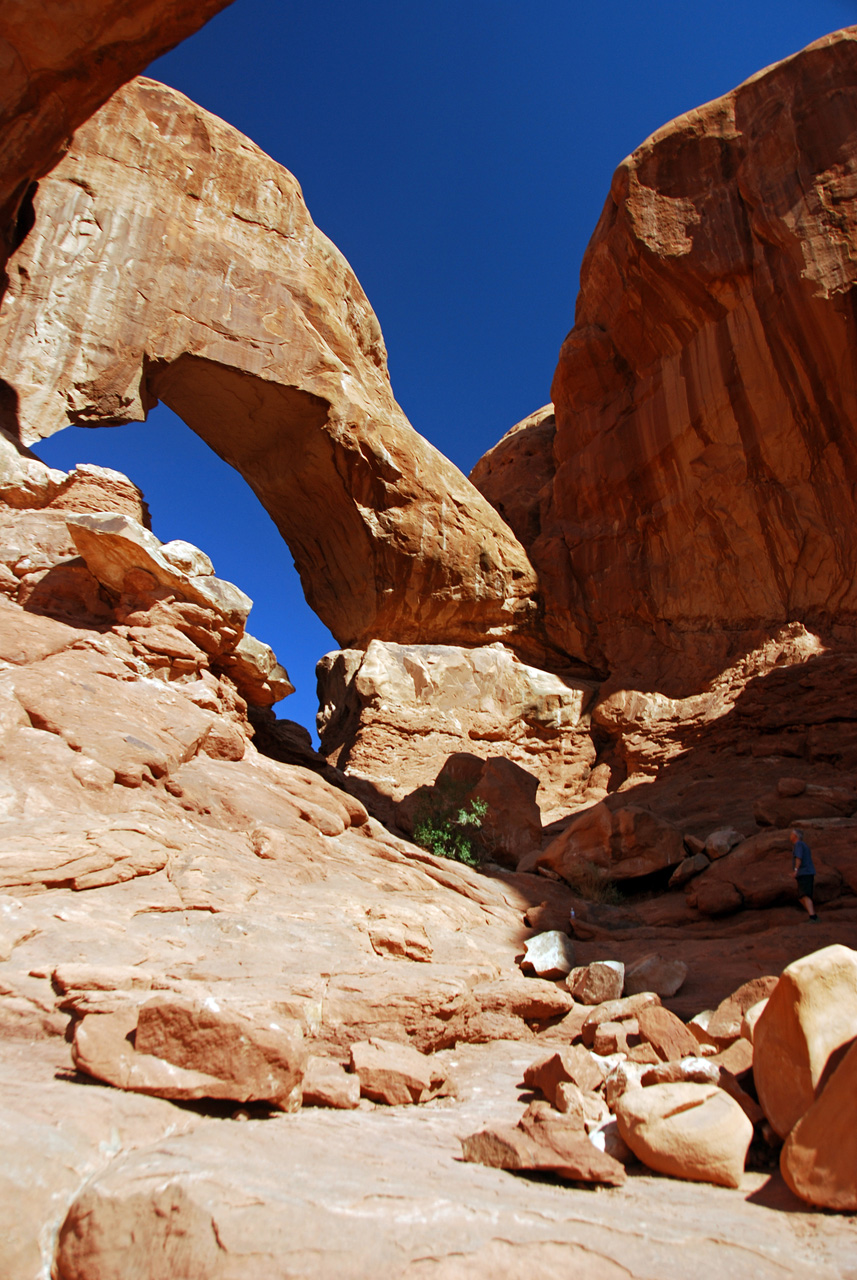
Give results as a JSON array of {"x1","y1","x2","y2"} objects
[
  {"x1": 0, "y1": 77, "x2": 545, "y2": 661},
  {"x1": 0, "y1": 0, "x2": 234, "y2": 252},
  {"x1": 318, "y1": 639, "x2": 597, "y2": 823},
  {"x1": 472, "y1": 28, "x2": 857, "y2": 692}
]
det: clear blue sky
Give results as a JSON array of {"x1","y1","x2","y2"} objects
[{"x1": 33, "y1": 0, "x2": 857, "y2": 739}]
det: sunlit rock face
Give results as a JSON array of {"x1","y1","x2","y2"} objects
[
  {"x1": 0, "y1": 77, "x2": 549, "y2": 663},
  {"x1": 0, "y1": 0, "x2": 234, "y2": 251},
  {"x1": 474, "y1": 28, "x2": 857, "y2": 693}
]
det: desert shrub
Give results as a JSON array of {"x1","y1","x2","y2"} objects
[
  {"x1": 412, "y1": 785, "x2": 489, "y2": 868},
  {"x1": 563, "y1": 859, "x2": 623, "y2": 905}
]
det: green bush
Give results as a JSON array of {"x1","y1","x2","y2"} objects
[{"x1": 413, "y1": 791, "x2": 488, "y2": 868}]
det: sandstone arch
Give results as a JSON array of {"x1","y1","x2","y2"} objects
[{"x1": 0, "y1": 78, "x2": 550, "y2": 661}]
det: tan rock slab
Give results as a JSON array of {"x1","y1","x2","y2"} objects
[
  {"x1": 520, "y1": 929, "x2": 576, "y2": 979},
  {"x1": 707, "y1": 975, "x2": 779, "y2": 1042},
  {"x1": 580, "y1": 991, "x2": 661, "y2": 1045},
  {"x1": 624, "y1": 954, "x2": 688, "y2": 998},
  {"x1": 135, "y1": 995, "x2": 307, "y2": 1112},
  {"x1": 754, "y1": 944, "x2": 857, "y2": 1137},
  {"x1": 461, "y1": 1118, "x2": 626, "y2": 1186},
  {"x1": 615, "y1": 1083, "x2": 753, "y2": 1188}
]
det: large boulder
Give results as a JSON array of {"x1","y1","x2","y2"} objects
[
  {"x1": 753, "y1": 945, "x2": 857, "y2": 1137},
  {"x1": 0, "y1": 78, "x2": 543, "y2": 661},
  {"x1": 538, "y1": 802, "x2": 685, "y2": 883},
  {"x1": 781, "y1": 1038, "x2": 857, "y2": 1210},
  {"x1": 319, "y1": 640, "x2": 596, "y2": 822},
  {"x1": 615, "y1": 1083, "x2": 753, "y2": 1188}
]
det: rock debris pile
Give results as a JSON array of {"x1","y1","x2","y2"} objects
[{"x1": 467, "y1": 944, "x2": 857, "y2": 1209}]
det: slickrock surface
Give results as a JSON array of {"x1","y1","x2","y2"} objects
[
  {"x1": 0, "y1": 0, "x2": 233, "y2": 248},
  {"x1": 0, "y1": 76, "x2": 544, "y2": 659},
  {"x1": 473, "y1": 28, "x2": 857, "y2": 693}
]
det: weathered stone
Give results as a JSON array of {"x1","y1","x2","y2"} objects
[
  {"x1": 636, "y1": 1006, "x2": 700, "y2": 1062},
  {"x1": 624, "y1": 955, "x2": 688, "y2": 998},
  {"x1": 132, "y1": 996, "x2": 307, "y2": 1112},
  {"x1": 567, "y1": 960, "x2": 625, "y2": 1005},
  {"x1": 0, "y1": 78, "x2": 543, "y2": 660},
  {"x1": 461, "y1": 1117, "x2": 626, "y2": 1186},
  {"x1": 539, "y1": 803, "x2": 685, "y2": 883},
  {"x1": 781, "y1": 1038, "x2": 857, "y2": 1210},
  {"x1": 754, "y1": 945, "x2": 857, "y2": 1137},
  {"x1": 668, "y1": 853, "x2": 710, "y2": 889},
  {"x1": 581, "y1": 993, "x2": 661, "y2": 1046},
  {"x1": 67, "y1": 514, "x2": 252, "y2": 628},
  {"x1": 474, "y1": 28, "x2": 857, "y2": 690},
  {"x1": 523, "y1": 1046, "x2": 606, "y2": 1105},
  {"x1": 615, "y1": 1084, "x2": 753, "y2": 1188},
  {"x1": 302, "y1": 1057, "x2": 360, "y2": 1110},
  {"x1": 741, "y1": 999, "x2": 768, "y2": 1043},
  {"x1": 349, "y1": 1038, "x2": 446, "y2": 1106},
  {"x1": 520, "y1": 930, "x2": 576, "y2": 979},
  {"x1": 705, "y1": 828, "x2": 746, "y2": 860},
  {"x1": 0, "y1": 0, "x2": 233, "y2": 248},
  {"x1": 707, "y1": 976, "x2": 780, "y2": 1042},
  {"x1": 321, "y1": 640, "x2": 595, "y2": 824}
]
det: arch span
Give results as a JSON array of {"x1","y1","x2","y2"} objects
[{"x1": 0, "y1": 77, "x2": 552, "y2": 662}]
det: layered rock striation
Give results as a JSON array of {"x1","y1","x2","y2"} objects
[
  {"x1": 0, "y1": 77, "x2": 546, "y2": 661},
  {"x1": 474, "y1": 28, "x2": 857, "y2": 693}
]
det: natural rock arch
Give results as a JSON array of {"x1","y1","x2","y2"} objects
[{"x1": 0, "y1": 78, "x2": 552, "y2": 664}]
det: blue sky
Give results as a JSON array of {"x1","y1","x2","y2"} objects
[{"x1": 34, "y1": 0, "x2": 857, "y2": 739}]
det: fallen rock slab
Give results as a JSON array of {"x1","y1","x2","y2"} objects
[
  {"x1": 349, "y1": 1037, "x2": 447, "y2": 1105},
  {"x1": 523, "y1": 1046, "x2": 606, "y2": 1105},
  {"x1": 707, "y1": 975, "x2": 779, "y2": 1042},
  {"x1": 615, "y1": 1083, "x2": 753, "y2": 1188},
  {"x1": 753, "y1": 944, "x2": 857, "y2": 1137},
  {"x1": 624, "y1": 955, "x2": 688, "y2": 998},
  {"x1": 302, "y1": 1057, "x2": 361, "y2": 1110},
  {"x1": 461, "y1": 1118, "x2": 626, "y2": 1186},
  {"x1": 636, "y1": 1005, "x2": 700, "y2": 1062}
]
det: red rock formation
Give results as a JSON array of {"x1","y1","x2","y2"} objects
[
  {"x1": 474, "y1": 28, "x2": 857, "y2": 694},
  {"x1": 0, "y1": 77, "x2": 544, "y2": 660},
  {"x1": 0, "y1": 0, "x2": 233, "y2": 251}
]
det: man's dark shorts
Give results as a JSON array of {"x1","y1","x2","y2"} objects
[{"x1": 797, "y1": 874, "x2": 815, "y2": 898}]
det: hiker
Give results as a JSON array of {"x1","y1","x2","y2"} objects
[{"x1": 790, "y1": 828, "x2": 818, "y2": 921}]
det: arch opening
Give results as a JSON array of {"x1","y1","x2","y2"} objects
[{"x1": 32, "y1": 404, "x2": 336, "y2": 743}]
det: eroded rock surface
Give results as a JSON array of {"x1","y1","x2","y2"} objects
[
  {"x1": 473, "y1": 29, "x2": 857, "y2": 692},
  {"x1": 0, "y1": 0, "x2": 233, "y2": 247},
  {"x1": 0, "y1": 77, "x2": 544, "y2": 659}
]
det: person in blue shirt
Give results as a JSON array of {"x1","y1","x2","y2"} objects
[{"x1": 790, "y1": 828, "x2": 818, "y2": 921}]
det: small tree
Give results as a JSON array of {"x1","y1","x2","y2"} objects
[{"x1": 412, "y1": 785, "x2": 489, "y2": 868}]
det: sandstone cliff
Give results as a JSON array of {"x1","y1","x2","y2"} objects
[
  {"x1": 474, "y1": 27, "x2": 857, "y2": 695},
  {"x1": 0, "y1": 77, "x2": 548, "y2": 662}
]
